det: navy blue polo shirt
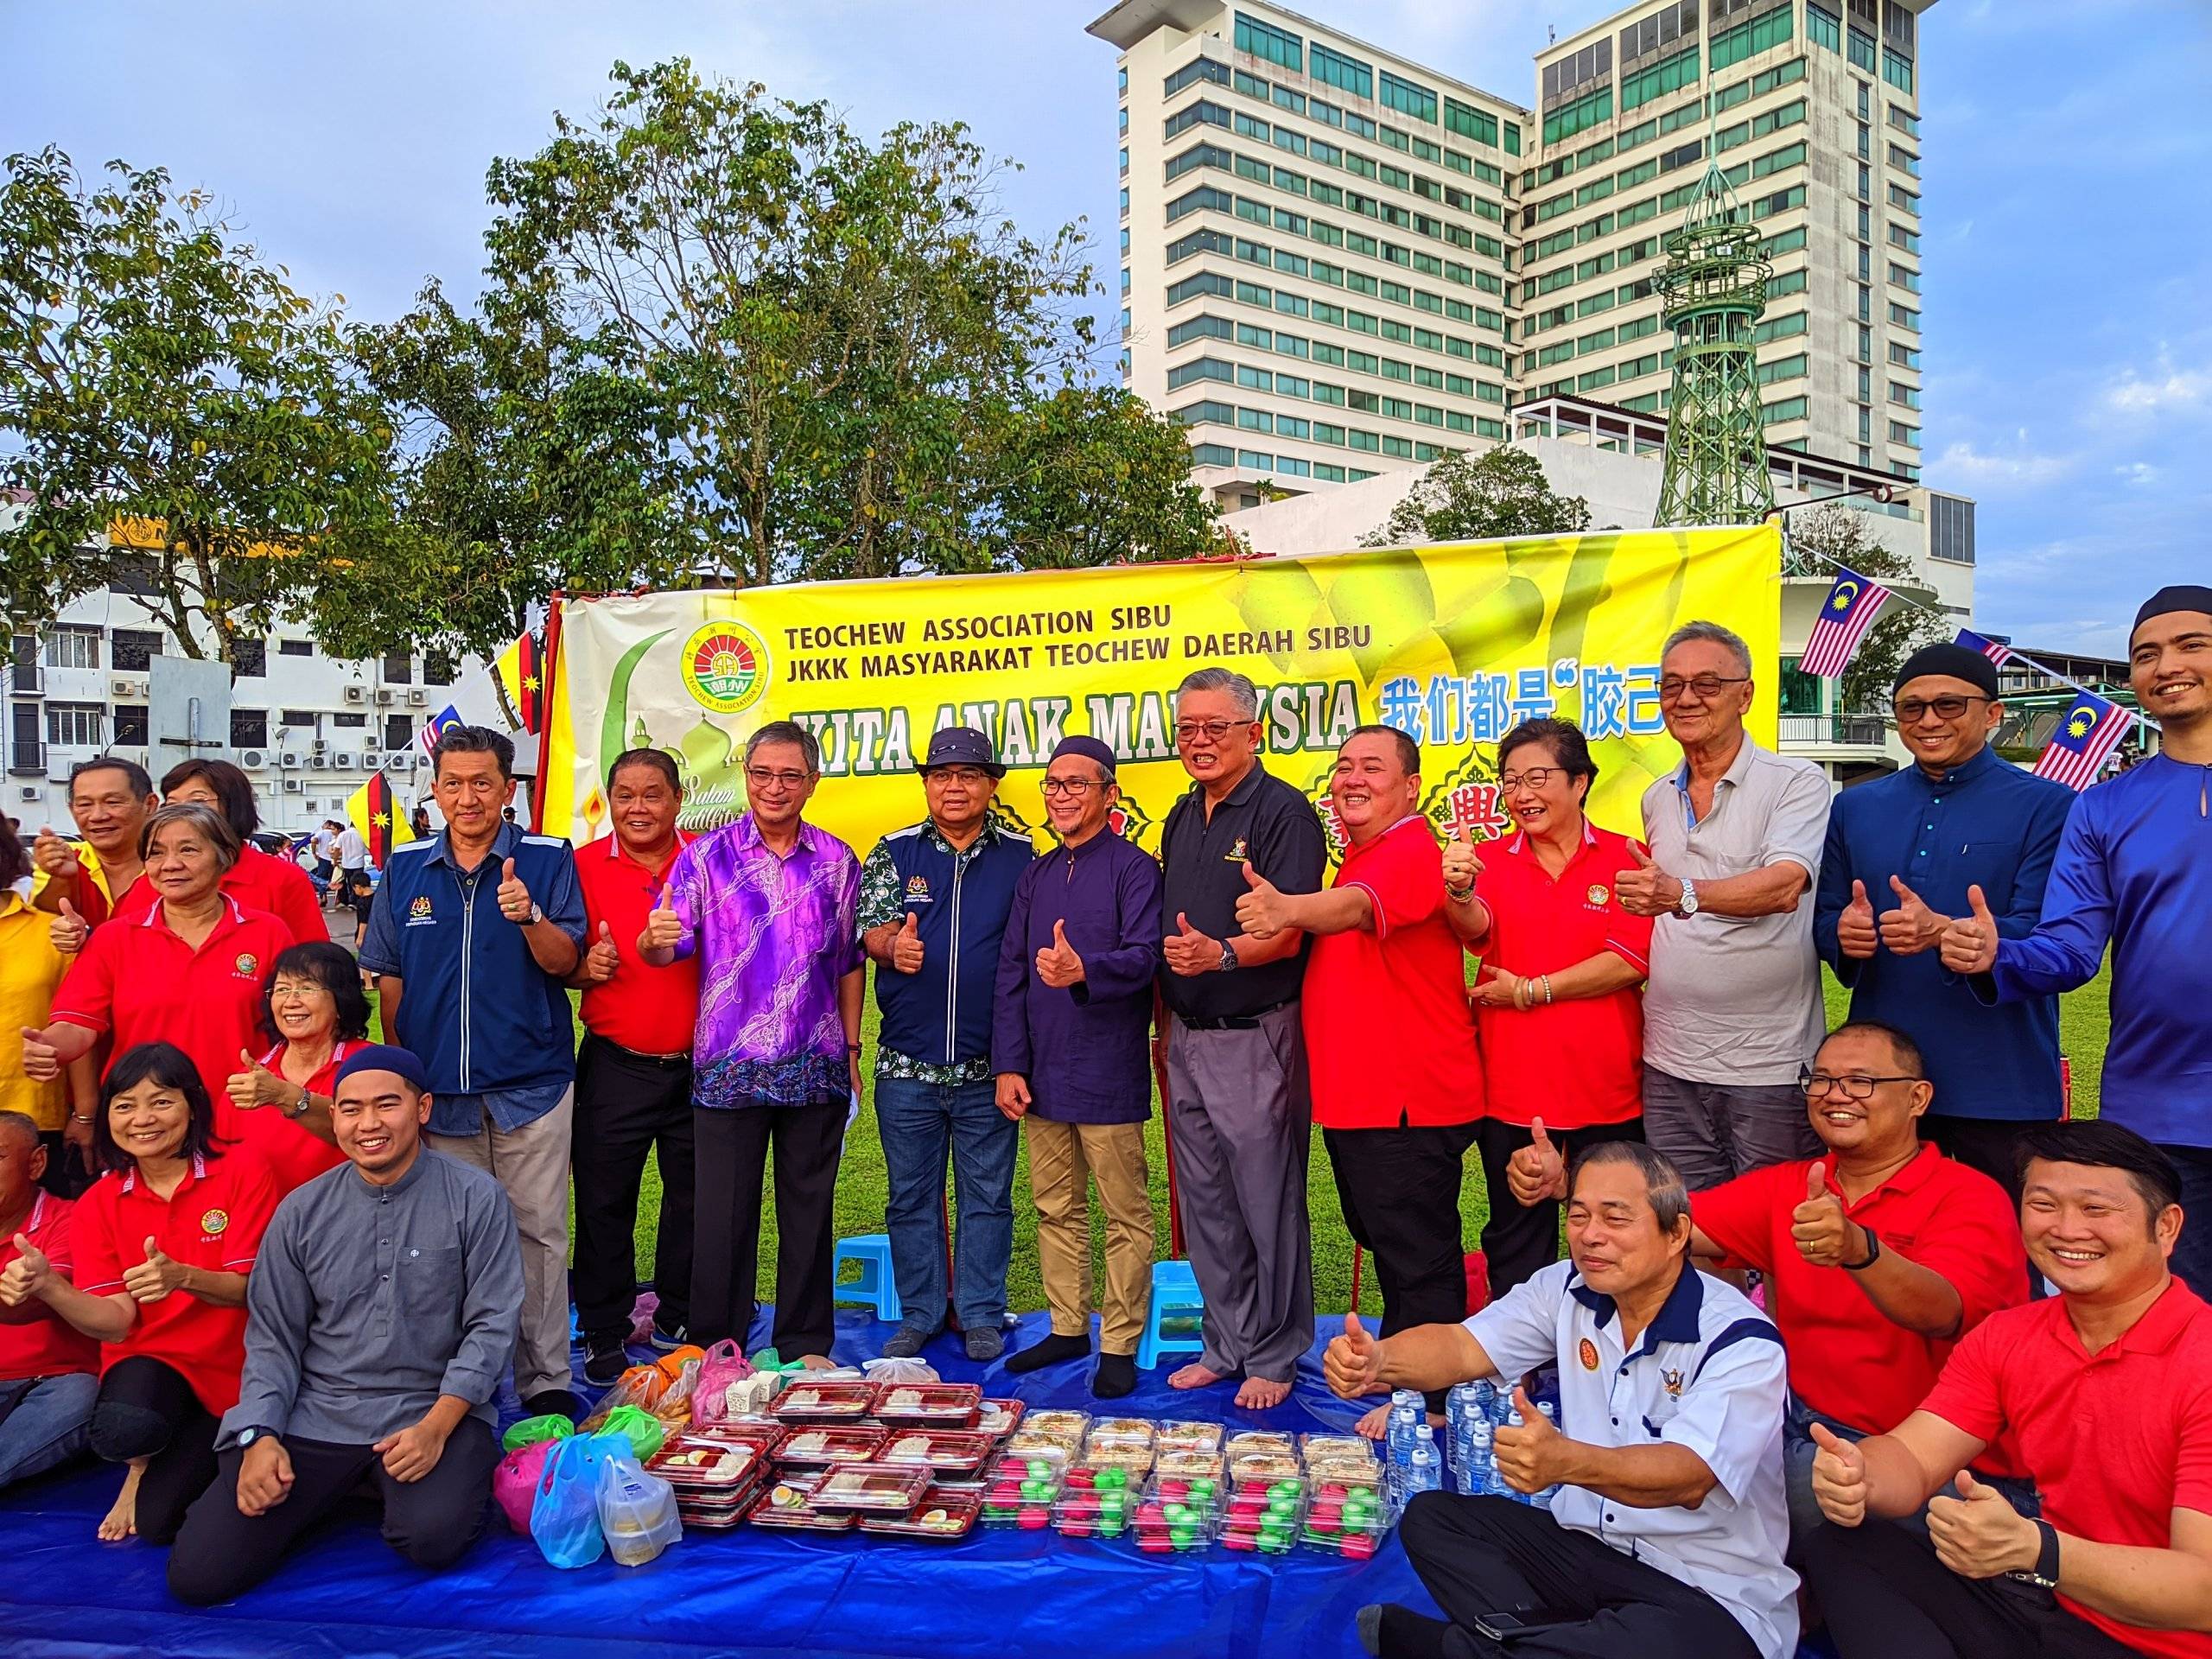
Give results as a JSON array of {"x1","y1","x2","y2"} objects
[{"x1": 1157, "y1": 762, "x2": 1329, "y2": 1022}]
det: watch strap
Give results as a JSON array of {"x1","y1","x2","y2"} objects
[
  {"x1": 2007, "y1": 1518, "x2": 2060, "y2": 1588},
  {"x1": 1217, "y1": 940, "x2": 1238, "y2": 973},
  {"x1": 1841, "y1": 1228, "x2": 1882, "y2": 1272}
]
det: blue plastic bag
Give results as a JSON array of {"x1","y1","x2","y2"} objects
[{"x1": 531, "y1": 1432, "x2": 617, "y2": 1568}]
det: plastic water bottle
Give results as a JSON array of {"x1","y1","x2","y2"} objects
[
  {"x1": 1462, "y1": 1421, "x2": 1495, "y2": 1496},
  {"x1": 1384, "y1": 1402, "x2": 1421, "y2": 1505},
  {"x1": 1443, "y1": 1384, "x2": 1476, "y2": 1479},
  {"x1": 1471, "y1": 1379, "x2": 1498, "y2": 1421},
  {"x1": 1406, "y1": 1432, "x2": 1442, "y2": 1500}
]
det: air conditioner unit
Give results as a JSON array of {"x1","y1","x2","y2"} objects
[
  {"x1": 374, "y1": 689, "x2": 396, "y2": 707},
  {"x1": 277, "y1": 750, "x2": 303, "y2": 769},
  {"x1": 238, "y1": 749, "x2": 269, "y2": 771},
  {"x1": 111, "y1": 677, "x2": 145, "y2": 699},
  {"x1": 309, "y1": 739, "x2": 328, "y2": 757},
  {"x1": 308, "y1": 754, "x2": 328, "y2": 771},
  {"x1": 359, "y1": 747, "x2": 382, "y2": 769},
  {"x1": 384, "y1": 752, "x2": 412, "y2": 773},
  {"x1": 282, "y1": 779, "x2": 303, "y2": 794},
  {"x1": 342, "y1": 685, "x2": 367, "y2": 706},
  {"x1": 16, "y1": 785, "x2": 39, "y2": 803},
  {"x1": 334, "y1": 752, "x2": 357, "y2": 771},
  {"x1": 407, "y1": 689, "x2": 429, "y2": 707}
]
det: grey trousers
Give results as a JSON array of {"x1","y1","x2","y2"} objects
[
  {"x1": 1163, "y1": 1005, "x2": 1315, "y2": 1382},
  {"x1": 428, "y1": 1087, "x2": 573, "y2": 1401},
  {"x1": 1641, "y1": 1064, "x2": 1819, "y2": 1191}
]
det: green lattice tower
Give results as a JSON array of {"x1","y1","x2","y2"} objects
[{"x1": 1653, "y1": 161, "x2": 1777, "y2": 526}]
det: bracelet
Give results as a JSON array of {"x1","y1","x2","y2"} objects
[
  {"x1": 846, "y1": 1042, "x2": 863, "y2": 1054},
  {"x1": 70, "y1": 1112, "x2": 95, "y2": 1126},
  {"x1": 1444, "y1": 883, "x2": 1475, "y2": 905},
  {"x1": 1541, "y1": 974, "x2": 1554, "y2": 1005}
]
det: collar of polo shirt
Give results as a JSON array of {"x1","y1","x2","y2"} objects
[{"x1": 1567, "y1": 1261, "x2": 1705, "y2": 1357}]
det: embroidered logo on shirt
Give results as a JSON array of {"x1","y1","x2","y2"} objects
[
  {"x1": 905, "y1": 874, "x2": 932, "y2": 903},
  {"x1": 1662, "y1": 1367, "x2": 1686, "y2": 1397},
  {"x1": 1578, "y1": 1338, "x2": 1599, "y2": 1371},
  {"x1": 233, "y1": 953, "x2": 258, "y2": 976},
  {"x1": 406, "y1": 893, "x2": 436, "y2": 927},
  {"x1": 1586, "y1": 885, "x2": 1610, "y2": 907},
  {"x1": 1224, "y1": 836, "x2": 1249, "y2": 863},
  {"x1": 200, "y1": 1208, "x2": 229, "y2": 1236}
]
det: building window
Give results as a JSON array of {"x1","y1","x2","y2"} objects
[
  {"x1": 385, "y1": 714, "x2": 413, "y2": 751},
  {"x1": 1848, "y1": 27, "x2": 1878, "y2": 72},
  {"x1": 1379, "y1": 71, "x2": 1438, "y2": 124},
  {"x1": 1311, "y1": 41, "x2": 1372, "y2": 99},
  {"x1": 232, "y1": 638, "x2": 267, "y2": 678},
  {"x1": 47, "y1": 703, "x2": 104, "y2": 747},
  {"x1": 111, "y1": 629, "x2": 163, "y2": 672},
  {"x1": 113, "y1": 705, "x2": 150, "y2": 747},
  {"x1": 107, "y1": 555, "x2": 161, "y2": 598},
  {"x1": 1164, "y1": 58, "x2": 1230, "y2": 98},
  {"x1": 1929, "y1": 495, "x2": 1976, "y2": 565},
  {"x1": 43, "y1": 626, "x2": 101, "y2": 670},
  {"x1": 1808, "y1": 4, "x2": 1841, "y2": 51},
  {"x1": 1778, "y1": 658, "x2": 1822, "y2": 716},
  {"x1": 231, "y1": 709, "x2": 269, "y2": 748},
  {"x1": 1882, "y1": 48, "x2": 1914, "y2": 93},
  {"x1": 333, "y1": 710, "x2": 368, "y2": 729},
  {"x1": 278, "y1": 639, "x2": 314, "y2": 658},
  {"x1": 1234, "y1": 12, "x2": 1303, "y2": 73},
  {"x1": 278, "y1": 709, "x2": 318, "y2": 731}
]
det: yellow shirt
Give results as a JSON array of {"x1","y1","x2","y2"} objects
[
  {"x1": 0, "y1": 890, "x2": 70, "y2": 1128},
  {"x1": 29, "y1": 841, "x2": 121, "y2": 911}
]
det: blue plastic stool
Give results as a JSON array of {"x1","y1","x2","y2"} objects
[
  {"x1": 1136, "y1": 1258, "x2": 1206, "y2": 1370},
  {"x1": 831, "y1": 1234, "x2": 902, "y2": 1324}
]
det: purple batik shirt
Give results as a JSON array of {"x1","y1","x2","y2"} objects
[{"x1": 664, "y1": 813, "x2": 863, "y2": 1109}]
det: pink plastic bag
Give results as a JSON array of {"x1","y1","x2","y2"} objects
[
  {"x1": 692, "y1": 1339, "x2": 753, "y2": 1426},
  {"x1": 494, "y1": 1437, "x2": 556, "y2": 1535}
]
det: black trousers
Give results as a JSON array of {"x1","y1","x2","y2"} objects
[
  {"x1": 167, "y1": 1418, "x2": 500, "y2": 1605},
  {"x1": 88, "y1": 1355, "x2": 219, "y2": 1545},
  {"x1": 1799, "y1": 1506, "x2": 2139, "y2": 1659},
  {"x1": 571, "y1": 1033, "x2": 696, "y2": 1340},
  {"x1": 1474, "y1": 1116, "x2": 1644, "y2": 1300},
  {"x1": 691, "y1": 1098, "x2": 846, "y2": 1360},
  {"x1": 1390, "y1": 1491, "x2": 1763, "y2": 1659},
  {"x1": 1325, "y1": 1121, "x2": 1475, "y2": 1411},
  {"x1": 1921, "y1": 1114, "x2": 2037, "y2": 1204}
]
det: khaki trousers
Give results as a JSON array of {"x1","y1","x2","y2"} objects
[{"x1": 1023, "y1": 1116, "x2": 1152, "y2": 1355}]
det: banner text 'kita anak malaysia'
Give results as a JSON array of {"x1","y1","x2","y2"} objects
[{"x1": 541, "y1": 524, "x2": 1781, "y2": 860}]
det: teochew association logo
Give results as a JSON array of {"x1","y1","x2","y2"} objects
[{"x1": 680, "y1": 621, "x2": 772, "y2": 715}]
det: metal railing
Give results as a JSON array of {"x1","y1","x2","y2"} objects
[{"x1": 1779, "y1": 713, "x2": 1887, "y2": 747}]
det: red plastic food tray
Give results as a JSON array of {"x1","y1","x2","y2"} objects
[
  {"x1": 773, "y1": 1425, "x2": 890, "y2": 1468},
  {"x1": 871, "y1": 1382, "x2": 984, "y2": 1427},
  {"x1": 772, "y1": 1382, "x2": 880, "y2": 1421},
  {"x1": 809, "y1": 1460, "x2": 935, "y2": 1514},
  {"x1": 857, "y1": 1486, "x2": 982, "y2": 1540},
  {"x1": 874, "y1": 1429, "x2": 995, "y2": 1474}
]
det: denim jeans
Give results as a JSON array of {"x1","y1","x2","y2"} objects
[
  {"x1": 1783, "y1": 1394, "x2": 2038, "y2": 1548},
  {"x1": 874, "y1": 1076, "x2": 1019, "y2": 1332},
  {"x1": 0, "y1": 1371, "x2": 99, "y2": 1491}
]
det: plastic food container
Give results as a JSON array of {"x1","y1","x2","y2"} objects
[
  {"x1": 1300, "y1": 1475, "x2": 1388, "y2": 1559},
  {"x1": 975, "y1": 1399, "x2": 1026, "y2": 1440},
  {"x1": 1227, "y1": 1450, "x2": 1304, "y2": 1489},
  {"x1": 651, "y1": 1437, "x2": 763, "y2": 1489},
  {"x1": 1051, "y1": 1477, "x2": 1135, "y2": 1539},
  {"x1": 980, "y1": 1451, "x2": 1067, "y2": 1528},
  {"x1": 772, "y1": 1382, "x2": 879, "y2": 1421},
  {"x1": 810, "y1": 1460, "x2": 936, "y2": 1515},
  {"x1": 871, "y1": 1382, "x2": 984, "y2": 1428},
  {"x1": 774, "y1": 1426, "x2": 890, "y2": 1468},
  {"x1": 876, "y1": 1429, "x2": 996, "y2": 1475},
  {"x1": 599, "y1": 1461, "x2": 683, "y2": 1567},
  {"x1": 1220, "y1": 1476, "x2": 1306, "y2": 1554},
  {"x1": 1155, "y1": 1421, "x2": 1224, "y2": 1453},
  {"x1": 1300, "y1": 1434, "x2": 1377, "y2": 1466},
  {"x1": 745, "y1": 1478, "x2": 856, "y2": 1531},
  {"x1": 1154, "y1": 1449, "x2": 1225, "y2": 1484},
  {"x1": 1224, "y1": 1430, "x2": 1295, "y2": 1460},
  {"x1": 1019, "y1": 1410, "x2": 1092, "y2": 1446},
  {"x1": 1131, "y1": 1476, "x2": 1222, "y2": 1554},
  {"x1": 860, "y1": 1486, "x2": 983, "y2": 1540},
  {"x1": 1086, "y1": 1417, "x2": 1155, "y2": 1446}
]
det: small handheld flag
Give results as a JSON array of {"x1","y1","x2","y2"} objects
[
  {"x1": 416, "y1": 704, "x2": 463, "y2": 762},
  {"x1": 1798, "y1": 567, "x2": 1895, "y2": 677},
  {"x1": 346, "y1": 770, "x2": 417, "y2": 867},
  {"x1": 1954, "y1": 629, "x2": 2014, "y2": 670},
  {"x1": 2031, "y1": 691, "x2": 2134, "y2": 791}
]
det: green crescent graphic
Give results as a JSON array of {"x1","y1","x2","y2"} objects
[{"x1": 598, "y1": 629, "x2": 674, "y2": 775}]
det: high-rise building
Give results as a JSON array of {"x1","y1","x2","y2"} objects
[{"x1": 1093, "y1": 0, "x2": 1932, "y2": 505}]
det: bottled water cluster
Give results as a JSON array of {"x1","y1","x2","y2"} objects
[{"x1": 1440, "y1": 1379, "x2": 1563, "y2": 1510}]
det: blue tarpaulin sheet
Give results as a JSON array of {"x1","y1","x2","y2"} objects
[{"x1": 0, "y1": 1309, "x2": 1429, "y2": 1658}]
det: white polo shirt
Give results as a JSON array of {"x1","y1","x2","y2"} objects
[{"x1": 1464, "y1": 1259, "x2": 1798, "y2": 1659}]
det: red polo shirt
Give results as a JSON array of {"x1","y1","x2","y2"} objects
[
  {"x1": 245, "y1": 1037, "x2": 368, "y2": 1192},
  {"x1": 73, "y1": 1150, "x2": 277, "y2": 1414},
  {"x1": 48, "y1": 896, "x2": 297, "y2": 1155},
  {"x1": 1921, "y1": 1279, "x2": 2212, "y2": 1659},
  {"x1": 1693, "y1": 1147, "x2": 2025, "y2": 1438},
  {"x1": 0, "y1": 1192, "x2": 100, "y2": 1381},
  {"x1": 575, "y1": 830, "x2": 700, "y2": 1056},
  {"x1": 110, "y1": 844, "x2": 324, "y2": 948},
  {"x1": 1304, "y1": 816, "x2": 1484, "y2": 1130},
  {"x1": 1471, "y1": 823, "x2": 1654, "y2": 1128}
]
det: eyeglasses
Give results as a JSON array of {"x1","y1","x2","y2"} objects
[
  {"x1": 1657, "y1": 674, "x2": 1751, "y2": 703},
  {"x1": 1891, "y1": 695, "x2": 1992, "y2": 723},
  {"x1": 924, "y1": 767, "x2": 993, "y2": 786},
  {"x1": 1497, "y1": 766, "x2": 1563, "y2": 792},
  {"x1": 1174, "y1": 719, "x2": 1251, "y2": 744},
  {"x1": 1040, "y1": 778, "x2": 1100, "y2": 798},
  {"x1": 1798, "y1": 1067, "x2": 1923, "y2": 1100},
  {"x1": 744, "y1": 767, "x2": 813, "y2": 789}
]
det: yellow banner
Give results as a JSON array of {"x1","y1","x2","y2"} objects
[{"x1": 541, "y1": 525, "x2": 1780, "y2": 856}]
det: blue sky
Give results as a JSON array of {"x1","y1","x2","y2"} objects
[{"x1": 7, "y1": 0, "x2": 2207, "y2": 654}]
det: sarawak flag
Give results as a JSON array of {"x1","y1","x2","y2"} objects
[
  {"x1": 346, "y1": 770, "x2": 416, "y2": 867},
  {"x1": 1798, "y1": 567, "x2": 1895, "y2": 677},
  {"x1": 495, "y1": 629, "x2": 548, "y2": 736},
  {"x1": 2032, "y1": 691, "x2": 2134, "y2": 791}
]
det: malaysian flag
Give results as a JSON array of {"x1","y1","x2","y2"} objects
[
  {"x1": 2032, "y1": 691, "x2": 2135, "y2": 791},
  {"x1": 416, "y1": 704, "x2": 464, "y2": 761},
  {"x1": 1798, "y1": 568, "x2": 1895, "y2": 677},
  {"x1": 1955, "y1": 628, "x2": 2015, "y2": 670}
]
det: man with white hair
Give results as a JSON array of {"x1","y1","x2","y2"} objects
[{"x1": 1617, "y1": 620, "x2": 1830, "y2": 1189}]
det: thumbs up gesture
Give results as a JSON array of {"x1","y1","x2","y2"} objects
[
  {"x1": 123, "y1": 1235, "x2": 190, "y2": 1304},
  {"x1": 1836, "y1": 879, "x2": 1878, "y2": 959},
  {"x1": 228, "y1": 1047, "x2": 289, "y2": 1111},
  {"x1": 1034, "y1": 918, "x2": 1085, "y2": 989},
  {"x1": 1233, "y1": 860, "x2": 1292, "y2": 940},
  {"x1": 1324, "y1": 1311, "x2": 1386, "y2": 1400},
  {"x1": 31, "y1": 827, "x2": 81, "y2": 880},
  {"x1": 18, "y1": 1026, "x2": 60, "y2": 1083},
  {"x1": 1440, "y1": 828, "x2": 1483, "y2": 896},
  {"x1": 1880, "y1": 874, "x2": 1949, "y2": 957},
  {"x1": 1808, "y1": 1421, "x2": 1870, "y2": 1526},
  {"x1": 1160, "y1": 909, "x2": 1221, "y2": 978},
  {"x1": 889, "y1": 911, "x2": 925, "y2": 976},
  {"x1": 1612, "y1": 842, "x2": 1683, "y2": 917},
  {"x1": 639, "y1": 899, "x2": 684, "y2": 955},
  {"x1": 1790, "y1": 1160, "x2": 1866, "y2": 1268},
  {"x1": 1929, "y1": 1467, "x2": 2044, "y2": 1579},
  {"x1": 1493, "y1": 1385, "x2": 1564, "y2": 1494},
  {"x1": 1506, "y1": 1116, "x2": 1568, "y2": 1207},
  {"x1": 49, "y1": 897, "x2": 88, "y2": 956},
  {"x1": 495, "y1": 856, "x2": 535, "y2": 924},
  {"x1": 1938, "y1": 884, "x2": 2000, "y2": 976},
  {"x1": 581, "y1": 921, "x2": 620, "y2": 984},
  {"x1": 0, "y1": 1232, "x2": 52, "y2": 1306}
]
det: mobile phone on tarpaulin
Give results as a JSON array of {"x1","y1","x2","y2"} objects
[{"x1": 1471, "y1": 1609, "x2": 1580, "y2": 1641}]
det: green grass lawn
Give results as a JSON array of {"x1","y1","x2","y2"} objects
[{"x1": 376, "y1": 963, "x2": 2113, "y2": 1316}]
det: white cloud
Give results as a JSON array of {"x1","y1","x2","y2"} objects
[
  {"x1": 2106, "y1": 353, "x2": 2212, "y2": 414},
  {"x1": 2115, "y1": 462, "x2": 2161, "y2": 486},
  {"x1": 1932, "y1": 435, "x2": 2078, "y2": 488}
]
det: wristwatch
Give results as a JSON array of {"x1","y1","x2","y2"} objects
[
  {"x1": 526, "y1": 903, "x2": 545, "y2": 925},
  {"x1": 1675, "y1": 877, "x2": 1700, "y2": 918},
  {"x1": 1841, "y1": 1227, "x2": 1882, "y2": 1272},
  {"x1": 232, "y1": 1425, "x2": 280, "y2": 1452},
  {"x1": 281, "y1": 1085, "x2": 313, "y2": 1122},
  {"x1": 1217, "y1": 940, "x2": 1239, "y2": 973},
  {"x1": 2006, "y1": 1519, "x2": 2060, "y2": 1589}
]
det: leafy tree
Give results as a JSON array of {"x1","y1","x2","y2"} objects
[
  {"x1": 477, "y1": 59, "x2": 1217, "y2": 587},
  {"x1": 0, "y1": 147, "x2": 396, "y2": 664},
  {"x1": 1783, "y1": 500, "x2": 1943, "y2": 713},
  {"x1": 1362, "y1": 446, "x2": 1592, "y2": 548}
]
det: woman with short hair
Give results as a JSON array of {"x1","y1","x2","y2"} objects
[{"x1": 224, "y1": 940, "x2": 373, "y2": 1191}]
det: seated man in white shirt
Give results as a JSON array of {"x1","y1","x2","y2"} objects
[{"x1": 1325, "y1": 1141, "x2": 1796, "y2": 1659}]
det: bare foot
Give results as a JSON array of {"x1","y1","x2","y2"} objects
[
  {"x1": 1354, "y1": 1402, "x2": 1392, "y2": 1441},
  {"x1": 797, "y1": 1353, "x2": 838, "y2": 1370},
  {"x1": 98, "y1": 1459, "x2": 145, "y2": 1541},
  {"x1": 1167, "y1": 1362, "x2": 1227, "y2": 1391},
  {"x1": 1235, "y1": 1375, "x2": 1292, "y2": 1410}
]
